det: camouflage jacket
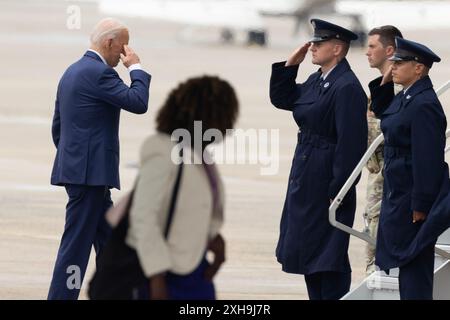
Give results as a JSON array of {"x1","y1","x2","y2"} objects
[
  {"x1": 366, "y1": 97, "x2": 384, "y2": 174},
  {"x1": 366, "y1": 85, "x2": 402, "y2": 173}
]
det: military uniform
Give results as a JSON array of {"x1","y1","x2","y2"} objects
[
  {"x1": 370, "y1": 37, "x2": 445, "y2": 299},
  {"x1": 270, "y1": 19, "x2": 368, "y2": 300},
  {"x1": 365, "y1": 109, "x2": 384, "y2": 274}
]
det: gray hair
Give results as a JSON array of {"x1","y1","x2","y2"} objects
[{"x1": 90, "y1": 18, "x2": 128, "y2": 46}]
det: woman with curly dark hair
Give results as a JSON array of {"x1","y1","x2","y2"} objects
[{"x1": 126, "y1": 75, "x2": 239, "y2": 299}]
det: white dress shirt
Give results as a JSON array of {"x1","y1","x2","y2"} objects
[
  {"x1": 403, "y1": 85, "x2": 412, "y2": 94},
  {"x1": 321, "y1": 64, "x2": 337, "y2": 80}
]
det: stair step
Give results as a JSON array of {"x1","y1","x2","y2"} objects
[{"x1": 366, "y1": 273, "x2": 399, "y2": 291}]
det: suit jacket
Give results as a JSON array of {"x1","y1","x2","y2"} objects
[
  {"x1": 51, "y1": 51, "x2": 151, "y2": 190},
  {"x1": 125, "y1": 133, "x2": 225, "y2": 277}
]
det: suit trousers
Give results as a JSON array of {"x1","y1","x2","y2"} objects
[
  {"x1": 304, "y1": 271, "x2": 351, "y2": 300},
  {"x1": 48, "y1": 185, "x2": 112, "y2": 300}
]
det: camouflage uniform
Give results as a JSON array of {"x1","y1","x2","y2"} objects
[
  {"x1": 365, "y1": 85, "x2": 401, "y2": 275},
  {"x1": 365, "y1": 105, "x2": 384, "y2": 275}
]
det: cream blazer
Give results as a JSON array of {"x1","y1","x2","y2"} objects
[{"x1": 125, "y1": 133, "x2": 224, "y2": 277}]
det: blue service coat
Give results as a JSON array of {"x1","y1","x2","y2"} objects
[
  {"x1": 51, "y1": 51, "x2": 151, "y2": 190},
  {"x1": 399, "y1": 166, "x2": 450, "y2": 266},
  {"x1": 270, "y1": 59, "x2": 368, "y2": 275},
  {"x1": 370, "y1": 75, "x2": 447, "y2": 270}
]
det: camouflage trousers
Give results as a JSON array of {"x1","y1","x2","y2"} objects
[{"x1": 365, "y1": 168, "x2": 383, "y2": 275}]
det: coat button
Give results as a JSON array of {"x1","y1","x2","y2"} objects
[
  {"x1": 388, "y1": 191, "x2": 392, "y2": 198},
  {"x1": 301, "y1": 155, "x2": 307, "y2": 160}
]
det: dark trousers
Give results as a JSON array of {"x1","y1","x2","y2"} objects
[
  {"x1": 48, "y1": 185, "x2": 112, "y2": 300},
  {"x1": 304, "y1": 271, "x2": 351, "y2": 300},
  {"x1": 399, "y1": 243, "x2": 435, "y2": 300}
]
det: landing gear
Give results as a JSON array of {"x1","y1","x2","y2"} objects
[
  {"x1": 354, "y1": 31, "x2": 367, "y2": 48},
  {"x1": 220, "y1": 28, "x2": 234, "y2": 43},
  {"x1": 219, "y1": 28, "x2": 267, "y2": 47},
  {"x1": 247, "y1": 30, "x2": 267, "y2": 47},
  {"x1": 349, "y1": 14, "x2": 367, "y2": 48}
]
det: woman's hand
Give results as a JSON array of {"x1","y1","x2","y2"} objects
[
  {"x1": 204, "y1": 234, "x2": 226, "y2": 281},
  {"x1": 149, "y1": 272, "x2": 168, "y2": 300},
  {"x1": 412, "y1": 211, "x2": 427, "y2": 223}
]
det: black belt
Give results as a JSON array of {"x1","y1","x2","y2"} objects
[{"x1": 297, "y1": 128, "x2": 336, "y2": 148}]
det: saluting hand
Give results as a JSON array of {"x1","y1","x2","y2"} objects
[
  {"x1": 120, "y1": 45, "x2": 140, "y2": 68},
  {"x1": 285, "y1": 42, "x2": 311, "y2": 66},
  {"x1": 380, "y1": 64, "x2": 393, "y2": 85},
  {"x1": 412, "y1": 210, "x2": 427, "y2": 223}
]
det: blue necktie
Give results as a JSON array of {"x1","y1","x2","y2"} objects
[
  {"x1": 399, "y1": 89, "x2": 406, "y2": 107},
  {"x1": 318, "y1": 76, "x2": 324, "y2": 87}
]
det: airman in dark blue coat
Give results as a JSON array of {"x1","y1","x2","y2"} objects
[
  {"x1": 270, "y1": 19, "x2": 368, "y2": 300},
  {"x1": 370, "y1": 37, "x2": 446, "y2": 300}
]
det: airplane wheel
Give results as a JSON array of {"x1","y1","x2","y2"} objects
[
  {"x1": 357, "y1": 31, "x2": 367, "y2": 48},
  {"x1": 247, "y1": 30, "x2": 267, "y2": 47},
  {"x1": 221, "y1": 29, "x2": 234, "y2": 43},
  {"x1": 350, "y1": 30, "x2": 367, "y2": 48}
]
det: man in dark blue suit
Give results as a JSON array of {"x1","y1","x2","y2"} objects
[{"x1": 48, "y1": 18, "x2": 151, "y2": 300}]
